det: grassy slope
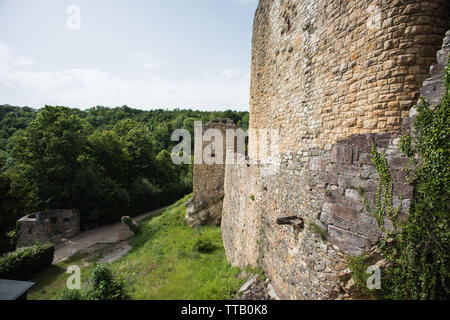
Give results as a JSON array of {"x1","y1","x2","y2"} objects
[{"x1": 28, "y1": 194, "x2": 244, "y2": 300}]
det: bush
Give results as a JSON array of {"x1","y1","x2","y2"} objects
[
  {"x1": 347, "y1": 254, "x2": 374, "y2": 297},
  {"x1": 193, "y1": 237, "x2": 217, "y2": 254},
  {"x1": 0, "y1": 243, "x2": 54, "y2": 280},
  {"x1": 57, "y1": 288, "x2": 84, "y2": 300},
  {"x1": 87, "y1": 264, "x2": 128, "y2": 300}
]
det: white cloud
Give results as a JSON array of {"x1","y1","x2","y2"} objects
[
  {"x1": 12, "y1": 56, "x2": 34, "y2": 66},
  {"x1": 202, "y1": 68, "x2": 241, "y2": 82},
  {"x1": 136, "y1": 52, "x2": 160, "y2": 70},
  {"x1": 0, "y1": 44, "x2": 34, "y2": 67},
  {"x1": 0, "y1": 43, "x2": 250, "y2": 111}
]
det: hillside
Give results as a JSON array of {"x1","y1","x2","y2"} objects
[
  {"x1": 0, "y1": 105, "x2": 249, "y2": 254},
  {"x1": 28, "y1": 194, "x2": 246, "y2": 300}
]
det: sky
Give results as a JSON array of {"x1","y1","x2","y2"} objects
[{"x1": 0, "y1": 0, "x2": 258, "y2": 111}]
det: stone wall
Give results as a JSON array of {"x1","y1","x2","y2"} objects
[
  {"x1": 420, "y1": 29, "x2": 450, "y2": 105},
  {"x1": 186, "y1": 119, "x2": 238, "y2": 227},
  {"x1": 222, "y1": 0, "x2": 449, "y2": 300},
  {"x1": 249, "y1": 0, "x2": 449, "y2": 154},
  {"x1": 16, "y1": 209, "x2": 80, "y2": 248}
]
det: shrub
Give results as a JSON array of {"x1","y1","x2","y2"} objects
[
  {"x1": 57, "y1": 288, "x2": 84, "y2": 300},
  {"x1": 87, "y1": 264, "x2": 128, "y2": 300},
  {"x1": 0, "y1": 243, "x2": 54, "y2": 280},
  {"x1": 347, "y1": 254, "x2": 374, "y2": 297},
  {"x1": 193, "y1": 237, "x2": 217, "y2": 254}
]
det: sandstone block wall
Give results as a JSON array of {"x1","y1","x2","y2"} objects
[
  {"x1": 222, "y1": 0, "x2": 449, "y2": 300},
  {"x1": 249, "y1": 0, "x2": 449, "y2": 154}
]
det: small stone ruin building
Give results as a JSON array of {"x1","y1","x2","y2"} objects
[{"x1": 16, "y1": 209, "x2": 80, "y2": 248}]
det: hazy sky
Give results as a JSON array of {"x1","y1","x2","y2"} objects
[{"x1": 0, "y1": 0, "x2": 257, "y2": 111}]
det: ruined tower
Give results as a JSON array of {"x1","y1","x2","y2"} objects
[{"x1": 186, "y1": 118, "x2": 238, "y2": 227}]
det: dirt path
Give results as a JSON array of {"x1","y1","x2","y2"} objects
[{"x1": 53, "y1": 207, "x2": 166, "y2": 263}]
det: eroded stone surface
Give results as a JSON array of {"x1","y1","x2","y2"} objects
[{"x1": 235, "y1": 274, "x2": 278, "y2": 301}]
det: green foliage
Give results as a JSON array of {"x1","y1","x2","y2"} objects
[
  {"x1": 370, "y1": 60, "x2": 450, "y2": 300},
  {"x1": 57, "y1": 288, "x2": 84, "y2": 301},
  {"x1": 0, "y1": 104, "x2": 248, "y2": 244},
  {"x1": 0, "y1": 104, "x2": 248, "y2": 258},
  {"x1": 57, "y1": 264, "x2": 128, "y2": 300},
  {"x1": 193, "y1": 237, "x2": 217, "y2": 253},
  {"x1": 0, "y1": 105, "x2": 37, "y2": 150},
  {"x1": 28, "y1": 194, "x2": 244, "y2": 300},
  {"x1": 121, "y1": 195, "x2": 243, "y2": 299},
  {"x1": 87, "y1": 264, "x2": 129, "y2": 300},
  {"x1": 0, "y1": 243, "x2": 54, "y2": 280},
  {"x1": 307, "y1": 222, "x2": 328, "y2": 241},
  {"x1": 0, "y1": 172, "x2": 32, "y2": 254},
  {"x1": 370, "y1": 145, "x2": 402, "y2": 231},
  {"x1": 347, "y1": 254, "x2": 374, "y2": 296}
]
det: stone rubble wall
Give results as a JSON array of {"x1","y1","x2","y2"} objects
[{"x1": 222, "y1": 0, "x2": 450, "y2": 300}]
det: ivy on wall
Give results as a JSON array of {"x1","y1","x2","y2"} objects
[{"x1": 370, "y1": 60, "x2": 449, "y2": 300}]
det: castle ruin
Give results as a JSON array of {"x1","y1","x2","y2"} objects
[
  {"x1": 186, "y1": 118, "x2": 238, "y2": 227},
  {"x1": 190, "y1": 0, "x2": 449, "y2": 300}
]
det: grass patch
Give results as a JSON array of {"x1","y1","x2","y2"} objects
[
  {"x1": 28, "y1": 194, "x2": 244, "y2": 300},
  {"x1": 307, "y1": 222, "x2": 328, "y2": 241}
]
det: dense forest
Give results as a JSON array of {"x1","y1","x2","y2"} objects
[{"x1": 0, "y1": 104, "x2": 249, "y2": 254}]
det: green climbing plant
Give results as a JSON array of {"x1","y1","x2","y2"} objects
[
  {"x1": 370, "y1": 145, "x2": 402, "y2": 231},
  {"x1": 370, "y1": 59, "x2": 450, "y2": 300}
]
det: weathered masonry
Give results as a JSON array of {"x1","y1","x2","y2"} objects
[
  {"x1": 16, "y1": 210, "x2": 80, "y2": 248},
  {"x1": 186, "y1": 118, "x2": 238, "y2": 227},
  {"x1": 221, "y1": 0, "x2": 450, "y2": 299}
]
